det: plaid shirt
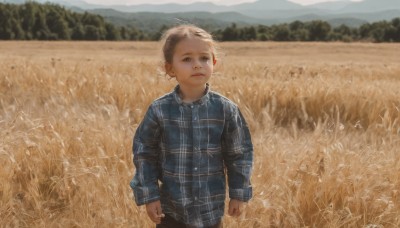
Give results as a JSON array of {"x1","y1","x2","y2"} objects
[{"x1": 130, "y1": 84, "x2": 253, "y2": 227}]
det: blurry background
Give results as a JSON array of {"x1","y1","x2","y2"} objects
[
  {"x1": 1, "y1": 0, "x2": 400, "y2": 227},
  {"x1": 0, "y1": 0, "x2": 399, "y2": 42}
]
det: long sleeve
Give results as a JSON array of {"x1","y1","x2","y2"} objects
[
  {"x1": 130, "y1": 104, "x2": 162, "y2": 206},
  {"x1": 222, "y1": 106, "x2": 253, "y2": 202}
]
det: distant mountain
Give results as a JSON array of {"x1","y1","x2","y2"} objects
[
  {"x1": 86, "y1": 7, "x2": 399, "y2": 34},
  {"x1": 238, "y1": 8, "x2": 330, "y2": 20},
  {"x1": 1, "y1": 0, "x2": 25, "y2": 3},
  {"x1": 85, "y1": 9, "x2": 264, "y2": 33},
  {"x1": 232, "y1": 0, "x2": 302, "y2": 11},
  {"x1": 326, "y1": 17, "x2": 368, "y2": 27},
  {"x1": 58, "y1": 0, "x2": 98, "y2": 8},
  {"x1": 278, "y1": 9, "x2": 400, "y2": 25},
  {"x1": 306, "y1": 0, "x2": 353, "y2": 11},
  {"x1": 107, "y1": 2, "x2": 230, "y2": 13},
  {"x1": 2, "y1": 0, "x2": 400, "y2": 29},
  {"x1": 341, "y1": 0, "x2": 400, "y2": 12},
  {"x1": 1, "y1": 0, "x2": 96, "y2": 7},
  {"x1": 4, "y1": 0, "x2": 400, "y2": 14},
  {"x1": 334, "y1": 9, "x2": 400, "y2": 22}
]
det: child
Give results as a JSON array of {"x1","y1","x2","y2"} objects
[{"x1": 130, "y1": 25, "x2": 253, "y2": 228}]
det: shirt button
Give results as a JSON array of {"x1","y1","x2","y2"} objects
[
  {"x1": 194, "y1": 197, "x2": 198, "y2": 200},
  {"x1": 194, "y1": 117, "x2": 197, "y2": 120},
  {"x1": 194, "y1": 167, "x2": 198, "y2": 171},
  {"x1": 190, "y1": 105, "x2": 194, "y2": 109}
]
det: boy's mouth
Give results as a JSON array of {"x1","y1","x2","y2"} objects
[{"x1": 191, "y1": 73, "x2": 205, "y2": 77}]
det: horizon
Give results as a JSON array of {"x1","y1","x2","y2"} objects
[{"x1": 83, "y1": 0, "x2": 365, "y2": 6}]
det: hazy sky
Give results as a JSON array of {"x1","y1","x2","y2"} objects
[{"x1": 84, "y1": 0, "x2": 364, "y2": 6}]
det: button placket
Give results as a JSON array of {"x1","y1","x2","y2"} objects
[{"x1": 191, "y1": 104, "x2": 201, "y2": 202}]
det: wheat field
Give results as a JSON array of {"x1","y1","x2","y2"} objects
[{"x1": 1, "y1": 41, "x2": 400, "y2": 227}]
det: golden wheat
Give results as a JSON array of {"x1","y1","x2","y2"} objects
[{"x1": 1, "y1": 41, "x2": 399, "y2": 227}]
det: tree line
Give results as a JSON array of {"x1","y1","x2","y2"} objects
[
  {"x1": 0, "y1": 2, "x2": 145, "y2": 40},
  {"x1": 213, "y1": 19, "x2": 400, "y2": 42},
  {"x1": 1, "y1": 2, "x2": 399, "y2": 42}
]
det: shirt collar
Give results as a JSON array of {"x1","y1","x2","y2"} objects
[{"x1": 173, "y1": 83, "x2": 210, "y2": 106}]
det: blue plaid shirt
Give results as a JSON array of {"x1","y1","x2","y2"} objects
[{"x1": 130, "y1": 84, "x2": 253, "y2": 227}]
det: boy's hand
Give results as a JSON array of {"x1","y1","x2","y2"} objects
[
  {"x1": 146, "y1": 200, "x2": 165, "y2": 224},
  {"x1": 228, "y1": 199, "x2": 244, "y2": 217}
]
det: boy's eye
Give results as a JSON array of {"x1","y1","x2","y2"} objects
[
  {"x1": 182, "y1": 57, "x2": 191, "y2": 62},
  {"x1": 201, "y1": 56, "x2": 210, "y2": 61}
]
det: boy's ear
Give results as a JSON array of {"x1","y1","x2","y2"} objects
[
  {"x1": 212, "y1": 55, "x2": 217, "y2": 66},
  {"x1": 165, "y1": 63, "x2": 175, "y2": 77}
]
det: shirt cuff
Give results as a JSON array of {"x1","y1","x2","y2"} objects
[
  {"x1": 131, "y1": 180, "x2": 160, "y2": 206},
  {"x1": 229, "y1": 186, "x2": 252, "y2": 202},
  {"x1": 135, "y1": 194, "x2": 160, "y2": 206}
]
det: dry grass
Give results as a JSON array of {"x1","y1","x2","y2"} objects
[{"x1": 1, "y1": 41, "x2": 400, "y2": 227}]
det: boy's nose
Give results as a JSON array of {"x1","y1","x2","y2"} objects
[{"x1": 193, "y1": 61, "x2": 202, "y2": 69}]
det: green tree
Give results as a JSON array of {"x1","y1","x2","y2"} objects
[
  {"x1": 105, "y1": 23, "x2": 120, "y2": 40},
  {"x1": 289, "y1": 21, "x2": 308, "y2": 41},
  {"x1": 257, "y1": 25, "x2": 271, "y2": 41},
  {"x1": 0, "y1": 2, "x2": 144, "y2": 41},
  {"x1": 71, "y1": 23, "x2": 85, "y2": 40},
  {"x1": 239, "y1": 26, "x2": 257, "y2": 41},
  {"x1": 359, "y1": 23, "x2": 372, "y2": 40},
  {"x1": 33, "y1": 10, "x2": 51, "y2": 40},
  {"x1": 221, "y1": 23, "x2": 238, "y2": 41},
  {"x1": 289, "y1": 20, "x2": 305, "y2": 31},
  {"x1": 129, "y1": 27, "x2": 143, "y2": 40},
  {"x1": 383, "y1": 25, "x2": 397, "y2": 42},
  {"x1": 330, "y1": 24, "x2": 353, "y2": 41},
  {"x1": 0, "y1": 4, "x2": 14, "y2": 39},
  {"x1": 272, "y1": 24, "x2": 291, "y2": 41},
  {"x1": 370, "y1": 21, "x2": 391, "y2": 42},
  {"x1": 46, "y1": 10, "x2": 70, "y2": 39},
  {"x1": 81, "y1": 13, "x2": 107, "y2": 39},
  {"x1": 392, "y1": 18, "x2": 400, "y2": 42},
  {"x1": 120, "y1": 26, "x2": 129, "y2": 40},
  {"x1": 307, "y1": 20, "x2": 331, "y2": 41},
  {"x1": 20, "y1": 2, "x2": 38, "y2": 39},
  {"x1": 11, "y1": 18, "x2": 25, "y2": 39},
  {"x1": 151, "y1": 25, "x2": 168, "y2": 41},
  {"x1": 84, "y1": 25, "x2": 100, "y2": 40},
  {"x1": 335, "y1": 24, "x2": 352, "y2": 36}
]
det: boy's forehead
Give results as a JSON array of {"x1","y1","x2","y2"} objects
[{"x1": 175, "y1": 37, "x2": 212, "y2": 55}]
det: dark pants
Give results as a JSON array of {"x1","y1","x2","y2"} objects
[{"x1": 156, "y1": 214, "x2": 222, "y2": 228}]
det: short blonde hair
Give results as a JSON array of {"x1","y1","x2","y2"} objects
[{"x1": 160, "y1": 25, "x2": 218, "y2": 64}]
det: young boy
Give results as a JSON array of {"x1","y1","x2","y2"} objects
[{"x1": 130, "y1": 25, "x2": 253, "y2": 228}]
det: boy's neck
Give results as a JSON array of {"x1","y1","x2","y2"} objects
[{"x1": 179, "y1": 84, "x2": 207, "y2": 103}]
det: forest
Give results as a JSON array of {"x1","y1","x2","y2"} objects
[{"x1": 0, "y1": 2, "x2": 399, "y2": 42}]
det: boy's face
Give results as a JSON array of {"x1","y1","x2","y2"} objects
[{"x1": 166, "y1": 37, "x2": 215, "y2": 90}]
